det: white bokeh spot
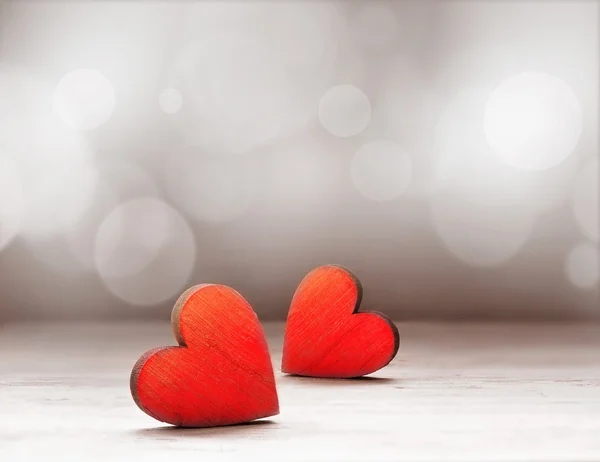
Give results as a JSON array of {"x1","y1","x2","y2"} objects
[
  {"x1": 484, "y1": 72, "x2": 582, "y2": 171},
  {"x1": 159, "y1": 88, "x2": 183, "y2": 114},
  {"x1": 20, "y1": 154, "x2": 98, "y2": 240},
  {"x1": 94, "y1": 198, "x2": 196, "y2": 306},
  {"x1": 565, "y1": 241, "x2": 599, "y2": 289},
  {"x1": 319, "y1": 84, "x2": 371, "y2": 137},
  {"x1": 571, "y1": 156, "x2": 599, "y2": 242},
  {"x1": 166, "y1": 3, "x2": 342, "y2": 154},
  {"x1": 351, "y1": 139, "x2": 412, "y2": 201},
  {"x1": 66, "y1": 161, "x2": 159, "y2": 271},
  {"x1": 1, "y1": 65, "x2": 99, "y2": 240},
  {"x1": 433, "y1": 88, "x2": 579, "y2": 214},
  {"x1": 432, "y1": 194, "x2": 535, "y2": 267},
  {"x1": 52, "y1": 69, "x2": 116, "y2": 131}
]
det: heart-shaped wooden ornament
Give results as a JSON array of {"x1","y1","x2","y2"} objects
[
  {"x1": 130, "y1": 284, "x2": 279, "y2": 427},
  {"x1": 282, "y1": 265, "x2": 399, "y2": 378}
]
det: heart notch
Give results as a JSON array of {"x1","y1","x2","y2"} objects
[{"x1": 282, "y1": 265, "x2": 399, "y2": 378}]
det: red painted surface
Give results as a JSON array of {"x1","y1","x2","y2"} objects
[
  {"x1": 130, "y1": 284, "x2": 279, "y2": 427},
  {"x1": 282, "y1": 265, "x2": 399, "y2": 378}
]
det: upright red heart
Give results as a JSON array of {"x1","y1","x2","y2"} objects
[
  {"x1": 131, "y1": 284, "x2": 279, "y2": 427},
  {"x1": 282, "y1": 265, "x2": 399, "y2": 378}
]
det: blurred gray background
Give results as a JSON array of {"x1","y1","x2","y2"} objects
[{"x1": 0, "y1": 0, "x2": 597, "y2": 322}]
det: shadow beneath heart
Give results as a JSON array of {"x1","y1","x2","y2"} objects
[
  {"x1": 134, "y1": 419, "x2": 277, "y2": 440},
  {"x1": 279, "y1": 375, "x2": 398, "y2": 387}
]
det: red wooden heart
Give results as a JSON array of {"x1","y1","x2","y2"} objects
[
  {"x1": 282, "y1": 265, "x2": 399, "y2": 378},
  {"x1": 130, "y1": 284, "x2": 279, "y2": 427}
]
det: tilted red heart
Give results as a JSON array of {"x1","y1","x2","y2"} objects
[
  {"x1": 130, "y1": 284, "x2": 279, "y2": 427},
  {"x1": 282, "y1": 265, "x2": 399, "y2": 378}
]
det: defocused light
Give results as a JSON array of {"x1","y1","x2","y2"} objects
[
  {"x1": 64, "y1": 184, "x2": 119, "y2": 273},
  {"x1": 379, "y1": 57, "x2": 441, "y2": 197},
  {"x1": 95, "y1": 198, "x2": 170, "y2": 279},
  {"x1": 52, "y1": 69, "x2": 116, "y2": 131},
  {"x1": 167, "y1": 3, "x2": 341, "y2": 154},
  {"x1": 433, "y1": 89, "x2": 506, "y2": 200},
  {"x1": 484, "y1": 72, "x2": 582, "y2": 171},
  {"x1": 565, "y1": 241, "x2": 599, "y2": 289},
  {"x1": 0, "y1": 65, "x2": 99, "y2": 240},
  {"x1": 94, "y1": 198, "x2": 196, "y2": 306},
  {"x1": 431, "y1": 193, "x2": 535, "y2": 267},
  {"x1": 433, "y1": 88, "x2": 579, "y2": 214},
  {"x1": 318, "y1": 84, "x2": 371, "y2": 137},
  {"x1": 571, "y1": 156, "x2": 599, "y2": 242},
  {"x1": 15, "y1": 120, "x2": 100, "y2": 242},
  {"x1": 66, "y1": 161, "x2": 158, "y2": 271},
  {"x1": 351, "y1": 4, "x2": 398, "y2": 51},
  {"x1": 163, "y1": 146, "x2": 255, "y2": 224},
  {"x1": 0, "y1": 156, "x2": 24, "y2": 252},
  {"x1": 158, "y1": 88, "x2": 182, "y2": 115},
  {"x1": 351, "y1": 139, "x2": 412, "y2": 201},
  {"x1": 20, "y1": 155, "x2": 98, "y2": 240}
]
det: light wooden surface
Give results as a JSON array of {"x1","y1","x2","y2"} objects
[{"x1": 1, "y1": 322, "x2": 599, "y2": 461}]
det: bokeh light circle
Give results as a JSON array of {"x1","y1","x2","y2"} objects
[
  {"x1": 1, "y1": 64, "x2": 99, "y2": 240},
  {"x1": 565, "y1": 242, "x2": 599, "y2": 289},
  {"x1": 351, "y1": 139, "x2": 412, "y2": 201},
  {"x1": 318, "y1": 84, "x2": 371, "y2": 137},
  {"x1": 158, "y1": 88, "x2": 183, "y2": 114},
  {"x1": 484, "y1": 72, "x2": 582, "y2": 171},
  {"x1": 0, "y1": 156, "x2": 24, "y2": 252},
  {"x1": 433, "y1": 88, "x2": 579, "y2": 214},
  {"x1": 66, "y1": 161, "x2": 159, "y2": 271},
  {"x1": 52, "y1": 69, "x2": 116, "y2": 130},
  {"x1": 94, "y1": 198, "x2": 196, "y2": 306},
  {"x1": 167, "y1": 3, "x2": 342, "y2": 155},
  {"x1": 431, "y1": 193, "x2": 535, "y2": 267},
  {"x1": 571, "y1": 156, "x2": 598, "y2": 241},
  {"x1": 20, "y1": 155, "x2": 98, "y2": 240}
]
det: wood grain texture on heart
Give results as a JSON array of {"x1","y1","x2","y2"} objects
[
  {"x1": 282, "y1": 265, "x2": 399, "y2": 378},
  {"x1": 130, "y1": 284, "x2": 279, "y2": 427}
]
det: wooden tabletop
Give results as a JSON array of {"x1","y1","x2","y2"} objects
[{"x1": 1, "y1": 322, "x2": 599, "y2": 461}]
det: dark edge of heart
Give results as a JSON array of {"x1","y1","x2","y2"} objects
[
  {"x1": 130, "y1": 284, "x2": 215, "y2": 423},
  {"x1": 171, "y1": 283, "x2": 215, "y2": 346},
  {"x1": 130, "y1": 345, "x2": 183, "y2": 422},
  {"x1": 326, "y1": 264, "x2": 400, "y2": 367}
]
